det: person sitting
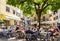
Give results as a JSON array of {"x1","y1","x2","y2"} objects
[{"x1": 25, "y1": 27, "x2": 33, "y2": 41}]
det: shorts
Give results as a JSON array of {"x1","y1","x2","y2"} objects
[
  {"x1": 44, "y1": 35, "x2": 48, "y2": 39},
  {"x1": 50, "y1": 33, "x2": 53, "y2": 36},
  {"x1": 58, "y1": 27, "x2": 60, "y2": 30}
]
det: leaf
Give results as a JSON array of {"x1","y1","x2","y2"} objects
[{"x1": 6, "y1": 0, "x2": 60, "y2": 16}]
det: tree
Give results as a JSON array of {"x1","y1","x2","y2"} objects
[{"x1": 7, "y1": 0, "x2": 60, "y2": 29}]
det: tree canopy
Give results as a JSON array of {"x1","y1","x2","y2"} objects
[{"x1": 6, "y1": 0, "x2": 60, "y2": 17}]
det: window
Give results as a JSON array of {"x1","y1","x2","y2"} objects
[
  {"x1": 54, "y1": 17, "x2": 56, "y2": 20},
  {"x1": 53, "y1": 23, "x2": 55, "y2": 25},
  {"x1": 56, "y1": 16, "x2": 58, "y2": 19},
  {"x1": 46, "y1": 18, "x2": 49, "y2": 21},
  {"x1": 53, "y1": 16, "x2": 58, "y2": 20},
  {"x1": 13, "y1": 10, "x2": 15, "y2": 14},
  {"x1": 6, "y1": 6, "x2": 10, "y2": 12},
  {"x1": 43, "y1": 16, "x2": 45, "y2": 21},
  {"x1": 16, "y1": 12, "x2": 20, "y2": 17},
  {"x1": 53, "y1": 12, "x2": 56, "y2": 15}
]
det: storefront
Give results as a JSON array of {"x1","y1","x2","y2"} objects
[
  {"x1": 0, "y1": 12, "x2": 20, "y2": 27},
  {"x1": 0, "y1": 14, "x2": 6, "y2": 26}
]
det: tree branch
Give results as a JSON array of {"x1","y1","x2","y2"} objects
[
  {"x1": 41, "y1": 0, "x2": 48, "y2": 8},
  {"x1": 34, "y1": 2, "x2": 40, "y2": 14},
  {"x1": 41, "y1": 4, "x2": 50, "y2": 13},
  {"x1": 34, "y1": 4, "x2": 38, "y2": 14},
  {"x1": 34, "y1": 2, "x2": 40, "y2": 5}
]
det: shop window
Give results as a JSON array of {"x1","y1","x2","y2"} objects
[
  {"x1": 56, "y1": 16, "x2": 58, "y2": 19},
  {"x1": 3, "y1": 20, "x2": 9, "y2": 26},
  {"x1": 6, "y1": 6, "x2": 10, "y2": 12},
  {"x1": 13, "y1": 10, "x2": 15, "y2": 14}
]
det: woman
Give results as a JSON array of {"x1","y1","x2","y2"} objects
[
  {"x1": 18, "y1": 26, "x2": 25, "y2": 39},
  {"x1": 32, "y1": 27, "x2": 40, "y2": 40},
  {"x1": 49, "y1": 26, "x2": 59, "y2": 41},
  {"x1": 25, "y1": 27, "x2": 33, "y2": 41},
  {"x1": 52, "y1": 27, "x2": 59, "y2": 41}
]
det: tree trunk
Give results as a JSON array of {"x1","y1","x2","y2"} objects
[
  {"x1": 34, "y1": 4, "x2": 42, "y2": 29},
  {"x1": 37, "y1": 9, "x2": 41, "y2": 29}
]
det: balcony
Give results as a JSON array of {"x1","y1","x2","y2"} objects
[{"x1": 41, "y1": 18, "x2": 49, "y2": 22}]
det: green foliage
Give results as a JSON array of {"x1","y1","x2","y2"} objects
[{"x1": 6, "y1": 0, "x2": 60, "y2": 16}]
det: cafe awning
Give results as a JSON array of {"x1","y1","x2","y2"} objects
[{"x1": 0, "y1": 14, "x2": 6, "y2": 20}]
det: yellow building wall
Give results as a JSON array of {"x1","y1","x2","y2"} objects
[
  {"x1": 0, "y1": 14, "x2": 6, "y2": 20},
  {"x1": 9, "y1": 19, "x2": 14, "y2": 25}
]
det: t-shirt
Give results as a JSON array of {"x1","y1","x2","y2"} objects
[
  {"x1": 52, "y1": 29, "x2": 57, "y2": 33},
  {"x1": 33, "y1": 30, "x2": 39, "y2": 35},
  {"x1": 25, "y1": 30, "x2": 33, "y2": 34},
  {"x1": 16, "y1": 27, "x2": 19, "y2": 30}
]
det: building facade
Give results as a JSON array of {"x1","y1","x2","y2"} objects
[
  {"x1": 41, "y1": 9, "x2": 60, "y2": 27},
  {"x1": 41, "y1": 10, "x2": 58, "y2": 27},
  {"x1": 0, "y1": 0, "x2": 22, "y2": 26}
]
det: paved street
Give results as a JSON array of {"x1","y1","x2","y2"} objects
[
  {"x1": 0, "y1": 36, "x2": 60, "y2": 41},
  {"x1": 0, "y1": 39, "x2": 25, "y2": 41},
  {"x1": 0, "y1": 37, "x2": 26, "y2": 41}
]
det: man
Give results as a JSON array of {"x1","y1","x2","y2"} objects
[
  {"x1": 57, "y1": 23, "x2": 60, "y2": 31},
  {"x1": 25, "y1": 27, "x2": 33, "y2": 41}
]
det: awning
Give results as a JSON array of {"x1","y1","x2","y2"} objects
[
  {"x1": 41, "y1": 21, "x2": 51, "y2": 24},
  {"x1": 0, "y1": 14, "x2": 6, "y2": 20},
  {"x1": 5, "y1": 15, "x2": 20, "y2": 21},
  {"x1": 0, "y1": 12, "x2": 20, "y2": 21},
  {"x1": 41, "y1": 21, "x2": 55, "y2": 24},
  {"x1": 0, "y1": 13, "x2": 20, "y2": 21}
]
